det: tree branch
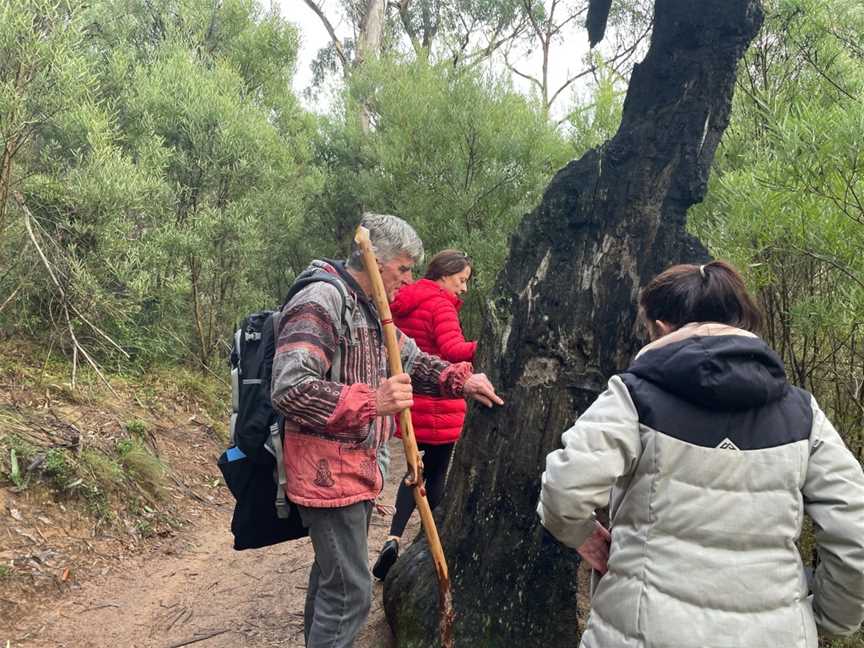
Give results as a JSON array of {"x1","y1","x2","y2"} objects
[
  {"x1": 547, "y1": 65, "x2": 597, "y2": 108},
  {"x1": 15, "y1": 192, "x2": 120, "y2": 396},
  {"x1": 789, "y1": 244, "x2": 864, "y2": 292},
  {"x1": 396, "y1": 0, "x2": 423, "y2": 57},
  {"x1": 549, "y1": 7, "x2": 587, "y2": 37},
  {"x1": 503, "y1": 52, "x2": 543, "y2": 91},
  {"x1": 302, "y1": 0, "x2": 349, "y2": 73},
  {"x1": 450, "y1": 13, "x2": 474, "y2": 67},
  {"x1": 547, "y1": 21, "x2": 649, "y2": 110},
  {"x1": 791, "y1": 35, "x2": 860, "y2": 104},
  {"x1": 521, "y1": 0, "x2": 545, "y2": 41},
  {"x1": 461, "y1": 16, "x2": 529, "y2": 69},
  {"x1": 0, "y1": 285, "x2": 21, "y2": 315}
]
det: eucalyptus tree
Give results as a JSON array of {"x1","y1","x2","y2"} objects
[
  {"x1": 300, "y1": 0, "x2": 652, "y2": 126},
  {"x1": 501, "y1": 0, "x2": 651, "y2": 119}
]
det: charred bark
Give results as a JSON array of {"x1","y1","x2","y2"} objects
[
  {"x1": 383, "y1": 0, "x2": 763, "y2": 645},
  {"x1": 586, "y1": 0, "x2": 613, "y2": 48}
]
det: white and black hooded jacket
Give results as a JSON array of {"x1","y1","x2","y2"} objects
[{"x1": 538, "y1": 323, "x2": 864, "y2": 648}]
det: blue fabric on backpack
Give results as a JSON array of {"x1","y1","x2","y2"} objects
[{"x1": 225, "y1": 446, "x2": 246, "y2": 461}]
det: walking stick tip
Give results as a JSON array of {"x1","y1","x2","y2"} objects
[{"x1": 354, "y1": 225, "x2": 370, "y2": 245}]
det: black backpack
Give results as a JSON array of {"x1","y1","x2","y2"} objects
[{"x1": 217, "y1": 270, "x2": 350, "y2": 550}]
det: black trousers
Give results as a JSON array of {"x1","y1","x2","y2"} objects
[{"x1": 388, "y1": 442, "x2": 454, "y2": 537}]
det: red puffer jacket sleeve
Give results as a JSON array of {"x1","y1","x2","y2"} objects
[{"x1": 430, "y1": 295, "x2": 477, "y2": 362}]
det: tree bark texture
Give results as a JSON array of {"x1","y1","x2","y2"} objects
[
  {"x1": 356, "y1": 0, "x2": 386, "y2": 67},
  {"x1": 383, "y1": 0, "x2": 763, "y2": 646},
  {"x1": 356, "y1": 0, "x2": 385, "y2": 132}
]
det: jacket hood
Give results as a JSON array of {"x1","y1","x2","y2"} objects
[
  {"x1": 627, "y1": 323, "x2": 789, "y2": 411},
  {"x1": 298, "y1": 259, "x2": 341, "y2": 280},
  {"x1": 290, "y1": 259, "x2": 370, "y2": 304},
  {"x1": 391, "y1": 278, "x2": 461, "y2": 316}
]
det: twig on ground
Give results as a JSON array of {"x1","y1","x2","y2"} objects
[
  {"x1": 81, "y1": 603, "x2": 120, "y2": 612},
  {"x1": 165, "y1": 607, "x2": 188, "y2": 632},
  {"x1": 289, "y1": 561, "x2": 312, "y2": 573},
  {"x1": 162, "y1": 628, "x2": 232, "y2": 648}
]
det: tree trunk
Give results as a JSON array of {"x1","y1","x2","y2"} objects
[
  {"x1": 302, "y1": 0, "x2": 384, "y2": 132},
  {"x1": 0, "y1": 137, "x2": 16, "y2": 230},
  {"x1": 356, "y1": 0, "x2": 386, "y2": 67},
  {"x1": 0, "y1": 63, "x2": 28, "y2": 234},
  {"x1": 356, "y1": 0, "x2": 386, "y2": 132},
  {"x1": 383, "y1": 0, "x2": 763, "y2": 646}
]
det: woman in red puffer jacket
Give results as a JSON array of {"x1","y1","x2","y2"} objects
[{"x1": 372, "y1": 250, "x2": 476, "y2": 580}]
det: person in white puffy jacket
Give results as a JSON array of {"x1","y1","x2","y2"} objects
[{"x1": 538, "y1": 260, "x2": 864, "y2": 648}]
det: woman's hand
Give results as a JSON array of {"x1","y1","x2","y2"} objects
[{"x1": 578, "y1": 522, "x2": 611, "y2": 574}]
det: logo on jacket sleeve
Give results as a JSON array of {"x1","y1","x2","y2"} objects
[{"x1": 716, "y1": 437, "x2": 741, "y2": 451}]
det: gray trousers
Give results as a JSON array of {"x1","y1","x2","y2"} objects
[{"x1": 298, "y1": 501, "x2": 373, "y2": 648}]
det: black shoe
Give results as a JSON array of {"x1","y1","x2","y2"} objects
[{"x1": 372, "y1": 539, "x2": 399, "y2": 580}]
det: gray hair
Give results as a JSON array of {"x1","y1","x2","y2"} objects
[{"x1": 347, "y1": 212, "x2": 424, "y2": 270}]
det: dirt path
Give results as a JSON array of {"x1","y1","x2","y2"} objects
[{"x1": 7, "y1": 442, "x2": 418, "y2": 648}]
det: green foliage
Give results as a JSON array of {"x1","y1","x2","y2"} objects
[
  {"x1": 42, "y1": 447, "x2": 76, "y2": 490},
  {"x1": 135, "y1": 517, "x2": 155, "y2": 538},
  {"x1": 0, "y1": 0, "x2": 600, "y2": 369},
  {"x1": 169, "y1": 369, "x2": 230, "y2": 432},
  {"x1": 690, "y1": 0, "x2": 864, "y2": 442},
  {"x1": 80, "y1": 448, "x2": 125, "y2": 492},
  {"x1": 566, "y1": 60, "x2": 626, "y2": 158},
  {"x1": 823, "y1": 637, "x2": 864, "y2": 648},
  {"x1": 8, "y1": 448, "x2": 23, "y2": 489},
  {"x1": 0, "y1": 434, "x2": 37, "y2": 490},
  {"x1": 0, "y1": 0, "x2": 95, "y2": 162},
  {"x1": 0, "y1": 0, "x2": 107, "y2": 336},
  {"x1": 1, "y1": 0, "x2": 320, "y2": 369},
  {"x1": 125, "y1": 419, "x2": 149, "y2": 437},
  {"x1": 0, "y1": 430, "x2": 164, "y2": 512},
  {"x1": 317, "y1": 59, "x2": 571, "y2": 333}
]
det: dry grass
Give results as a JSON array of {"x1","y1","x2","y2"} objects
[{"x1": 117, "y1": 437, "x2": 166, "y2": 499}]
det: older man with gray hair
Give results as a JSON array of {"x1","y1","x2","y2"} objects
[{"x1": 272, "y1": 212, "x2": 502, "y2": 647}]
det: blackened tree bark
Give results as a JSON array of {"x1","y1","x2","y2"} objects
[{"x1": 383, "y1": 0, "x2": 764, "y2": 645}]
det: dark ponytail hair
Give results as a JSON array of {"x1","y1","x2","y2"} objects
[
  {"x1": 639, "y1": 260, "x2": 762, "y2": 333},
  {"x1": 424, "y1": 249, "x2": 472, "y2": 281}
]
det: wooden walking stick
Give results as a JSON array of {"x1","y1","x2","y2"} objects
[{"x1": 355, "y1": 226, "x2": 455, "y2": 648}]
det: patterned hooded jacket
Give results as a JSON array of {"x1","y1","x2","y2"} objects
[
  {"x1": 271, "y1": 260, "x2": 472, "y2": 508},
  {"x1": 539, "y1": 323, "x2": 864, "y2": 648}
]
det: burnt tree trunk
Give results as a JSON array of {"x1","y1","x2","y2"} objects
[{"x1": 384, "y1": 0, "x2": 763, "y2": 645}]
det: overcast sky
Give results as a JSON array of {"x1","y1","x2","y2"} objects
[
  {"x1": 279, "y1": 0, "x2": 354, "y2": 113},
  {"x1": 278, "y1": 0, "x2": 598, "y2": 119}
]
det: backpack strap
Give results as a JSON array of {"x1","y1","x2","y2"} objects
[
  {"x1": 281, "y1": 272, "x2": 352, "y2": 341},
  {"x1": 266, "y1": 418, "x2": 290, "y2": 519},
  {"x1": 228, "y1": 328, "x2": 243, "y2": 446}
]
